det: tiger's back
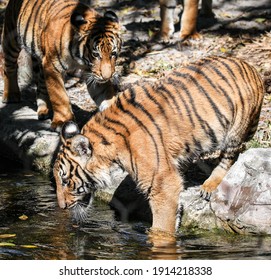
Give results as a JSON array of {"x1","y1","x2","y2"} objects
[
  {"x1": 54, "y1": 56, "x2": 264, "y2": 235},
  {"x1": 88, "y1": 56, "x2": 263, "y2": 165},
  {"x1": 2, "y1": 0, "x2": 121, "y2": 129}
]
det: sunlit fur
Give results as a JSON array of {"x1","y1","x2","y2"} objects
[
  {"x1": 159, "y1": 0, "x2": 213, "y2": 41},
  {"x1": 54, "y1": 56, "x2": 264, "y2": 234},
  {"x1": 2, "y1": 0, "x2": 121, "y2": 129}
]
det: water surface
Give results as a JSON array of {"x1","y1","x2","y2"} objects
[{"x1": 0, "y1": 159, "x2": 271, "y2": 260}]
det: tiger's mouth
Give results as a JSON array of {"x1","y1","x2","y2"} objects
[
  {"x1": 67, "y1": 192, "x2": 92, "y2": 209},
  {"x1": 85, "y1": 72, "x2": 119, "y2": 85},
  {"x1": 68, "y1": 192, "x2": 94, "y2": 223}
]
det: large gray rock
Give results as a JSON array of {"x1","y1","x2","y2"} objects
[
  {"x1": 180, "y1": 148, "x2": 271, "y2": 234},
  {"x1": 211, "y1": 148, "x2": 271, "y2": 234},
  {"x1": 0, "y1": 98, "x2": 59, "y2": 173}
]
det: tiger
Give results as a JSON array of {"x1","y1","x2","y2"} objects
[
  {"x1": 1, "y1": 0, "x2": 122, "y2": 129},
  {"x1": 159, "y1": 0, "x2": 213, "y2": 41},
  {"x1": 53, "y1": 56, "x2": 264, "y2": 236}
]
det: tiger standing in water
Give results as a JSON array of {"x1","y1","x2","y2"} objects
[
  {"x1": 159, "y1": 0, "x2": 213, "y2": 41},
  {"x1": 53, "y1": 56, "x2": 264, "y2": 237},
  {"x1": 1, "y1": 0, "x2": 121, "y2": 129}
]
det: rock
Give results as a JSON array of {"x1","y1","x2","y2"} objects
[
  {"x1": 0, "y1": 51, "x2": 93, "y2": 173},
  {"x1": 0, "y1": 97, "x2": 60, "y2": 173},
  {"x1": 211, "y1": 148, "x2": 271, "y2": 234},
  {"x1": 179, "y1": 148, "x2": 271, "y2": 234},
  {"x1": 179, "y1": 186, "x2": 217, "y2": 231}
]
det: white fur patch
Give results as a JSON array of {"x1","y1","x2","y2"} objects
[{"x1": 65, "y1": 122, "x2": 79, "y2": 134}]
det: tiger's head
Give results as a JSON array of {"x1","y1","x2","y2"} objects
[
  {"x1": 53, "y1": 121, "x2": 127, "y2": 222},
  {"x1": 70, "y1": 5, "x2": 122, "y2": 85}
]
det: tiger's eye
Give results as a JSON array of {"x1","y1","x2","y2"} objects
[
  {"x1": 78, "y1": 186, "x2": 85, "y2": 194},
  {"x1": 92, "y1": 51, "x2": 100, "y2": 58},
  {"x1": 111, "y1": 51, "x2": 117, "y2": 58}
]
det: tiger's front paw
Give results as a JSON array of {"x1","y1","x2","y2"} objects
[
  {"x1": 37, "y1": 106, "x2": 51, "y2": 120},
  {"x1": 200, "y1": 188, "x2": 212, "y2": 201},
  {"x1": 180, "y1": 31, "x2": 202, "y2": 42},
  {"x1": 51, "y1": 114, "x2": 75, "y2": 132},
  {"x1": 200, "y1": 179, "x2": 219, "y2": 201}
]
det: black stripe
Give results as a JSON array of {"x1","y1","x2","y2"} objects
[
  {"x1": 211, "y1": 57, "x2": 245, "y2": 109},
  {"x1": 187, "y1": 65, "x2": 231, "y2": 127},
  {"x1": 51, "y1": 61, "x2": 62, "y2": 73},
  {"x1": 192, "y1": 136, "x2": 203, "y2": 152},
  {"x1": 88, "y1": 128, "x2": 110, "y2": 145},
  {"x1": 54, "y1": 25, "x2": 69, "y2": 71},
  {"x1": 175, "y1": 67, "x2": 229, "y2": 129},
  {"x1": 203, "y1": 62, "x2": 235, "y2": 112},
  {"x1": 141, "y1": 84, "x2": 169, "y2": 122},
  {"x1": 125, "y1": 87, "x2": 167, "y2": 156},
  {"x1": 47, "y1": 1, "x2": 76, "y2": 16},
  {"x1": 22, "y1": 0, "x2": 40, "y2": 48},
  {"x1": 229, "y1": 58, "x2": 252, "y2": 90},
  {"x1": 157, "y1": 84, "x2": 183, "y2": 116},
  {"x1": 69, "y1": 40, "x2": 75, "y2": 60},
  {"x1": 166, "y1": 78, "x2": 195, "y2": 127},
  {"x1": 18, "y1": 0, "x2": 33, "y2": 31},
  {"x1": 3, "y1": 39, "x2": 20, "y2": 55},
  {"x1": 116, "y1": 95, "x2": 161, "y2": 168},
  {"x1": 35, "y1": 1, "x2": 50, "y2": 55},
  {"x1": 102, "y1": 118, "x2": 138, "y2": 179},
  {"x1": 167, "y1": 76, "x2": 216, "y2": 141},
  {"x1": 103, "y1": 116, "x2": 130, "y2": 136},
  {"x1": 4, "y1": 55, "x2": 19, "y2": 65},
  {"x1": 238, "y1": 60, "x2": 261, "y2": 105}
]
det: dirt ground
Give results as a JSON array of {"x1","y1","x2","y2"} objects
[{"x1": 0, "y1": 0, "x2": 271, "y2": 147}]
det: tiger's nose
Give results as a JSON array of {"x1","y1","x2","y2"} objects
[
  {"x1": 58, "y1": 199, "x2": 67, "y2": 209},
  {"x1": 101, "y1": 62, "x2": 113, "y2": 80}
]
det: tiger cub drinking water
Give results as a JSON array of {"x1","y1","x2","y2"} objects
[
  {"x1": 53, "y1": 56, "x2": 264, "y2": 235},
  {"x1": 2, "y1": 0, "x2": 121, "y2": 129}
]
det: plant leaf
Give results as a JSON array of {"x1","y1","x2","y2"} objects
[
  {"x1": 0, "y1": 242, "x2": 16, "y2": 247},
  {"x1": 19, "y1": 214, "x2": 28, "y2": 221},
  {"x1": 0, "y1": 234, "x2": 16, "y2": 239},
  {"x1": 20, "y1": 245, "x2": 38, "y2": 249}
]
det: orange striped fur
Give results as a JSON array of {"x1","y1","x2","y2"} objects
[
  {"x1": 2, "y1": 0, "x2": 121, "y2": 129},
  {"x1": 54, "y1": 56, "x2": 264, "y2": 234}
]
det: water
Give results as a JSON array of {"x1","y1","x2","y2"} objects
[{"x1": 1, "y1": 159, "x2": 271, "y2": 260}]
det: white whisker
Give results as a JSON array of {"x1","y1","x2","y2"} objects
[{"x1": 71, "y1": 202, "x2": 92, "y2": 223}]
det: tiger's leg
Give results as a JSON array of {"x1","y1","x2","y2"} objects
[
  {"x1": 180, "y1": 0, "x2": 200, "y2": 41},
  {"x1": 200, "y1": 146, "x2": 244, "y2": 200},
  {"x1": 2, "y1": 20, "x2": 21, "y2": 103},
  {"x1": 159, "y1": 0, "x2": 176, "y2": 41},
  {"x1": 32, "y1": 57, "x2": 52, "y2": 120},
  {"x1": 42, "y1": 58, "x2": 74, "y2": 129},
  {"x1": 148, "y1": 169, "x2": 183, "y2": 235}
]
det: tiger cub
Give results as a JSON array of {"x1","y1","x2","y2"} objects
[
  {"x1": 159, "y1": 0, "x2": 213, "y2": 41},
  {"x1": 53, "y1": 56, "x2": 264, "y2": 235},
  {"x1": 2, "y1": 0, "x2": 121, "y2": 129}
]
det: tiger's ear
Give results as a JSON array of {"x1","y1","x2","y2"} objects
[
  {"x1": 70, "y1": 135, "x2": 92, "y2": 159},
  {"x1": 71, "y1": 13, "x2": 87, "y2": 28},
  {"x1": 61, "y1": 122, "x2": 92, "y2": 166},
  {"x1": 71, "y1": 7, "x2": 98, "y2": 33},
  {"x1": 104, "y1": 11, "x2": 119, "y2": 23},
  {"x1": 61, "y1": 121, "x2": 80, "y2": 143}
]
